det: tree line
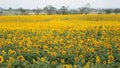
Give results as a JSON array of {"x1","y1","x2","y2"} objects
[{"x1": 0, "y1": 5, "x2": 120, "y2": 15}]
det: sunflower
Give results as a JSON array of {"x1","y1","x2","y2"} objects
[
  {"x1": 52, "y1": 61, "x2": 56, "y2": 64},
  {"x1": 61, "y1": 51, "x2": 66, "y2": 55},
  {"x1": 43, "y1": 45, "x2": 48, "y2": 51},
  {"x1": 79, "y1": 55, "x2": 83, "y2": 59},
  {"x1": 76, "y1": 47, "x2": 80, "y2": 51},
  {"x1": 37, "y1": 57, "x2": 41, "y2": 61},
  {"x1": 96, "y1": 59, "x2": 100, "y2": 63},
  {"x1": 2, "y1": 50, "x2": 6, "y2": 55},
  {"x1": 96, "y1": 56, "x2": 100, "y2": 59},
  {"x1": 74, "y1": 57, "x2": 80, "y2": 61},
  {"x1": 65, "y1": 46, "x2": 69, "y2": 50},
  {"x1": 82, "y1": 59, "x2": 85, "y2": 63},
  {"x1": 0, "y1": 44, "x2": 4, "y2": 47},
  {"x1": 12, "y1": 51, "x2": 16, "y2": 55},
  {"x1": 69, "y1": 45, "x2": 74, "y2": 48},
  {"x1": 8, "y1": 63, "x2": 12, "y2": 68},
  {"x1": 8, "y1": 49, "x2": 13, "y2": 55},
  {"x1": 41, "y1": 57, "x2": 45, "y2": 62},
  {"x1": 17, "y1": 55, "x2": 24, "y2": 61},
  {"x1": 82, "y1": 51, "x2": 86, "y2": 55},
  {"x1": 25, "y1": 44, "x2": 30, "y2": 48},
  {"x1": 50, "y1": 47, "x2": 53, "y2": 51},
  {"x1": 33, "y1": 59, "x2": 36, "y2": 64},
  {"x1": 117, "y1": 48, "x2": 120, "y2": 52},
  {"x1": 36, "y1": 45, "x2": 41, "y2": 49},
  {"x1": 90, "y1": 48, "x2": 94, "y2": 52},
  {"x1": 60, "y1": 43, "x2": 64, "y2": 47},
  {"x1": 24, "y1": 48, "x2": 28, "y2": 52},
  {"x1": 35, "y1": 50, "x2": 39, "y2": 54},
  {"x1": 74, "y1": 65, "x2": 77, "y2": 68},
  {"x1": 70, "y1": 50, "x2": 75, "y2": 54},
  {"x1": 63, "y1": 64, "x2": 72, "y2": 68},
  {"x1": 61, "y1": 59, "x2": 65, "y2": 63},
  {"x1": 108, "y1": 60, "x2": 112, "y2": 64},
  {"x1": 9, "y1": 57, "x2": 14, "y2": 62},
  {"x1": 103, "y1": 61, "x2": 107, "y2": 64},
  {"x1": 0, "y1": 56, "x2": 4, "y2": 63},
  {"x1": 108, "y1": 51, "x2": 113, "y2": 55},
  {"x1": 18, "y1": 50, "x2": 23, "y2": 53},
  {"x1": 108, "y1": 55, "x2": 114, "y2": 61},
  {"x1": 54, "y1": 46, "x2": 58, "y2": 50},
  {"x1": 51, "y1": 52, "x2": 57, "y2": 56}
]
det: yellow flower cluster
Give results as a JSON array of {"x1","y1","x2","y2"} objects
[{"x1": 0, "y1": 14, "x2": 120, "y2": 68}]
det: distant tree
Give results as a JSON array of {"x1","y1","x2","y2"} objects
[
  {"x1": 0, "y1": 11, "x2": 2, "y2": 15},
  {"x1": 79, "y1": 7, "x2": 86, "y2": 14},
  {"x1": 69, "y1": 9, "x2": 79, "y2": 14},
  {"x1": 79, "y1": 3, "x2": 91, "y2": 14},
  {"x1": 9, "y1": 7, "x2": 12, "y2": 11},
  {"x1": 55, "y1": 9, "x2": 59, "y2": 14},
  {"x1": 43, "y1": 5, "x2": 56, "y2": 15},
  {"x1": 59, "y1": 6, "x2": 68, "y2": 14},
  {"x1": 84, "y1": 3, "x2": 91, "y2": 14},
  {"x1": 104, "y1": 9, "x2": 112, "y2": 14},
  {"x1": 98, "y1": 9, "x2": 103, "y2": 14},
  {"x1": 113, "y1": 9, "x2": 120, "y2": 14},
  {"x1": 18, "y1": 8, "x2": 27, "y2": 15},
  {"x1": 33, "y1": 8, "x2": 42, "y2": 15}
]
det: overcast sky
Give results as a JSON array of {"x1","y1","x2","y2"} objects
[{"x1": 0, "y1": 0, "x2": 120, "y2": 9}]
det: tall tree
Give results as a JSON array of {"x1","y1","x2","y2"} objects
[
  {"x1": 104, "y1": 9, "x2": 112, "y2": 14},
  {"x1": 33, "y1": 8, "x2": 42, "y2": 15},
  {"x1": 79, "y1": 3, "x2": 91, "y2": 14},
  {"x1": 18, "y1": 8, "x2": 27, "y2": 15},
  {"x1": 98, "y1": 9, "x2": 103, "y2": 14},
  {"x1": 9, "y1": 7, "x2": 12, "y2": 11},
  {"x1": 43, "y1": 5, "x2": 56, "y2": 15},
  {"x1": 69, "y1": 9, "x2": 79, "y2": 14},
  {"x1": 79, "y1": 7, "x2": 86, "y2": 14},
  {"x1": 60, "y1": 6, "x2": 68, "y2": 14},
  {"x1": 0, "y1": 11, "x2": 2, "y2": 15},
  {"x1": 113, "y1": 9, "x2": 120, "y2": 14}
]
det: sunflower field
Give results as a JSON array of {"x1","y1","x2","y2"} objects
[{"x1": 0, "y1": 14, "x2": 120, "y2": 68}]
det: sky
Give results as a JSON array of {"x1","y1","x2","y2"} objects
[{"x1": 0, "y1": 0, "x2": 120, "y2": 9}]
